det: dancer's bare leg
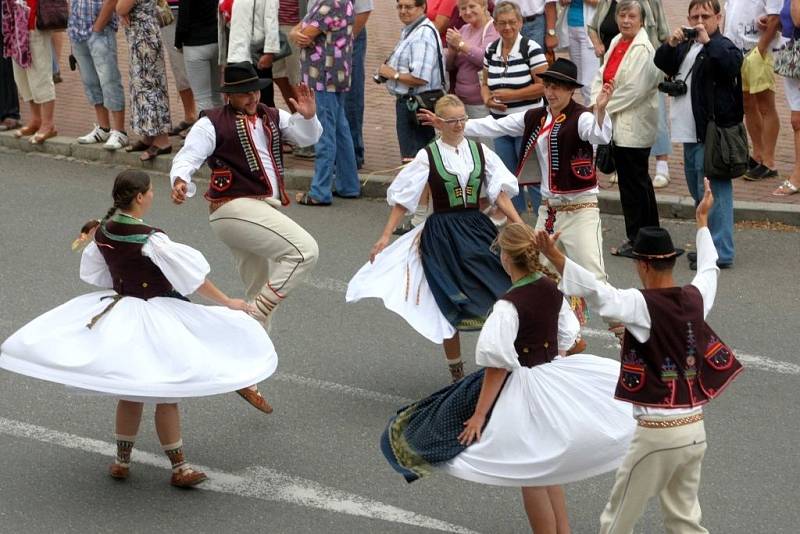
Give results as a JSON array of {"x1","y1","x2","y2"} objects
[{"x1": 521, "y1": 486, "x2": 558, "y2": 534}]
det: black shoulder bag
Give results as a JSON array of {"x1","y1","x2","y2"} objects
[
  {"x1": 410, "y1": 24, "x2": 447, "y2": 114},
  {"x1": 701, "y1": 58, "x2": 748, "y2": 180}
]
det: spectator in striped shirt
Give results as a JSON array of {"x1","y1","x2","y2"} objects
[{"x1": 482, "y1": 1, "x2": 548, "y2": 215}]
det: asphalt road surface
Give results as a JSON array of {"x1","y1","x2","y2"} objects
[{"x1": 1, "y1": 151, "x2": 798, "y2": 533}]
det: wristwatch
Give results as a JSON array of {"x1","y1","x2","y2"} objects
[
  {"x1": 547, "y1": 28, "x2": 556, "y2": 37},
  {"x1": 393, "y1": 72, "x2": 401, "y2": 81}
]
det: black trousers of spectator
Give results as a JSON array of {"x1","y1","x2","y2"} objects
[
  {"x1": 613, "y1": 144, "x2": 660, "y2": 243},
  {"x1": 0, "y1": 17, "x2": 20, "y2": 121}
]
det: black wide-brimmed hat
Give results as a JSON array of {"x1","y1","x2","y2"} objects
[
  {"x1": 538, "y1": 58, "x2": 583, "y2": 88},
  {"x1": 219, "y1": 62, "x2": 272, "y2": 93},
  {"x1": 631, "y1": 226, "x2": 685, "y2": 260}
]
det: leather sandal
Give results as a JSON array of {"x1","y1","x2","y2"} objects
[
  {"x1": 170, "y1": 466, "x2": 208, "y2": 488},
  {"x1": 236, "y1": 387, "x2": 274, "y2": 414},
  {"x1": 13, "y1": 125, "x2": 38, "y2": 138},
  {"x1": 140, "y1": 144, "x2": 172, "y2": 161},
  {"x1": 30, "y1": 130, "x2": 57, "y2": 144},
  {"x1": 125, "y1": 139, "x2": 151, "y2": 152},
  {"x1": 109, "y1": 463, "x2": 130, "y2": 480},
  {"x1": 295, "y1": 191, "x2": 330, "y2": 206}
]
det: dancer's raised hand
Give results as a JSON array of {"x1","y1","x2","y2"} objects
[{"x1": 290, "y1": 84, "x2": 316, "y2": 119}]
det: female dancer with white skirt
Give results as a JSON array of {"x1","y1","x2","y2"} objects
[
  {"x1": 381, "y1": 223, "x2": 635, "y2": 532},
  {"x1": 0, "y1": 170, "x2": 278, "y2": 487},
  {"x1": 347, "y1": 95, "x2": 523, "y2": 382}
]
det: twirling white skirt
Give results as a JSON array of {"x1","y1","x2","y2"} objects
[
  {"x1": 346, "y1": 223, "x2": 456, "y2": 344},
  {"x1": 0, "y1": 290, "x2": 278, "y2": 398},
  {"x1": 441, "y1": 354, "x2": 635, "y2": 486}
]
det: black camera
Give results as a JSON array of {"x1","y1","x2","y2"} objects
[
  {"x1": 658, "y1": 78, "x2": 688, "y2": 97},
  {"x1": 682, "y1": 27, "x2": 698, "y2": 40},
  {"x1": 373, "y1": 73, "x2": 388, "y2": 84}
]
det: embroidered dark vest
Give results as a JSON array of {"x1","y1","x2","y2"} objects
[
  {"x1": 201, "y1": 103, "x2": 289, "y2": 206},
  {"x1": 501, "y1": 276, "x2": 562, "y2": 368},
  {"x1": 616, "y1": 285, "x2": 743, "y2": 408},
  {"x1": 94, "y1": 217, "x2": 174, "y2": 299},
  {"x1": 424, "y1": 140, "x2": 485, "y2": 213},
  {"x1": 517, "y1": 99, "x2": 597, "y2": 192}
]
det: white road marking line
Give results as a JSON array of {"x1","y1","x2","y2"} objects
[
  {"x1": 305, "y1": 277, "x2": 800, "y2": 377},
  {"x1": 273, "y1": 372, "x2": 412, "y2": 405},
  {"x1": 0, "y1": 417, "x2": 480, "y2": 534},
  {"x1": 581, "y1": 328, "x2": 800, "y2": 376}
]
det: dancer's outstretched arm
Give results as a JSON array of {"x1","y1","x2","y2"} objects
[
  {"x1": 369, "y1": 205, "x2": 408, "y2": 263},
  {"x1": 195, "y1": 279, "x2": 255, "y2": 313}
]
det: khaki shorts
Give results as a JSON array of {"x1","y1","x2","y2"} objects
[
  {"x1": 271, "y1": 24, "x2": 301, "y2": 84},
  {"x1": 12, "y1": 30, "x2": 56, "y2": 104},
  {"x1": 741, "y1": 47, "x2": 776, "y2": 94}
]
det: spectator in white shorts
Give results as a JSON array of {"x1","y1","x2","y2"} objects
[
  {"x1": 724, "y1": 0, "x2": 783, "y2": 181},
  {"x1": 773, "y1": 0, "x2": 800, "y2": 196},
  {"x1": 3, "y1": 0, "x2": 58, "y2": 144}
]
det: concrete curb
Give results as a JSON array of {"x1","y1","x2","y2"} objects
[{"x1": 2, "y1": 132, "x2": 798, "y2": 226}]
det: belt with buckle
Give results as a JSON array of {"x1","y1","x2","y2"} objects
[
  {"x1": 543, "y1": 200, "x2": 598, "y2": 213},
  {"x1": 523, "y1": 14, "x2": 540, "y2": 22},
  {"x1": 637, "y1": 413, "x2": 704, "y2": 429}
]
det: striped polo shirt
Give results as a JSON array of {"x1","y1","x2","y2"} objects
[{"x1": 484, "y1": 34, "x2": 547, "y2": 118}]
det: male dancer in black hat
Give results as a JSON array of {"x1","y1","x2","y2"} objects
[
  {"x1": 170, "y1": 62, "x2": 323, "y2": 413},
  {"x1": 534, "y1": 178, "x2": 742, "y2": 534}
]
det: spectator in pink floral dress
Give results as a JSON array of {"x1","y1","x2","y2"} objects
[{"x1": 290, "y1": 0, "x2": 360, "y2": 205}]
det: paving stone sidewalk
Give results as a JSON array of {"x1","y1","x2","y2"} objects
[{"x1": 10, "y1": 0, "x2": 799, "y2": 220}]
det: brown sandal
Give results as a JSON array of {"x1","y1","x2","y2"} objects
[
  {"x1": 236, "y1": 387, "x2": 273, "y2": 414},
  {"x1": 140, "y1": 144, "x2": 172, "y2": 161},
  {"x1": 13, "y1": 125, "x2": 39, "y2": 138},
  {"x1": 30, "y1": 130, "x2": 57, "y2": 144},
  {"x1": 125, "y1": 139, "x2": 151, "y2": 152}
]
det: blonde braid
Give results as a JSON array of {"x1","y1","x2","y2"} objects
[{"x1": 497, "y1": 223, "x2": 560, "y2": 283}]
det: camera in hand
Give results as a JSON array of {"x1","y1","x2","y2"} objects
[
  {"x1": 658, "y1": 77, "x2": 687, "y2": 97},
  {"x1": 682, "y1": 27, "x2": 698, "y2": 40},
  {"x1": 373, "y1": 74, "x2": 388, "y2": 84}
]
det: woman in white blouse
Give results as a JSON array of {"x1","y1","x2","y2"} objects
[
  {"x1": 0, "y1": 170, "x2": 278, "y2": 488},
  {"x1": 347, "y1": 95, "x2": 522, "y2": 382},
  {"x1": 379, "y1": 222, "x2": 634, "y2": 532}
]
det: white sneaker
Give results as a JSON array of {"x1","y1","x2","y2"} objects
[
  {"x1": 652, "y1": 173, "x2": 670, "y2": 189},
  {"x1": 77, "y1": 124, "x2": 110, "y2": 144},
  {"x1": 104, "y1": 130, "x2": 129, "y2": 151}
]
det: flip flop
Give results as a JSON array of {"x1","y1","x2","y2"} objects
[
  {"x1": 610, "y1": 240, "x2": 635, "y2": 258},
  {"x1": 772, "y1": 180, "x2": 799, "y2": 196},
  {"x1": 295, "y1": 191, "x2": 331, "y2": 206}
]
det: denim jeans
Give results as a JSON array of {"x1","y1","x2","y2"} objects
[
  {"x1": 345, "y1": 28, "x2": 367, "y2": 168},
  {"x1": 395, "y1": 98, "x2": 435, "y2": 160},
  {"x1": 651, "y1": 92, "x2": 672, "y2": 157},
  {"x1": 521, "y1": 15, "x2": 545, "y2": 47},
  {"x1": 683, "y1": 142, "x2": 734, "y2": 265},
  {"x1": 311, "y1": 91, "x2": 361, "y2": 203},
  {"x1": 70, "y1": 28, "x2": 125, "y2": 112},
  {"x1": 496, "y1": 134, "x2": 542, "y2": 214}
]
